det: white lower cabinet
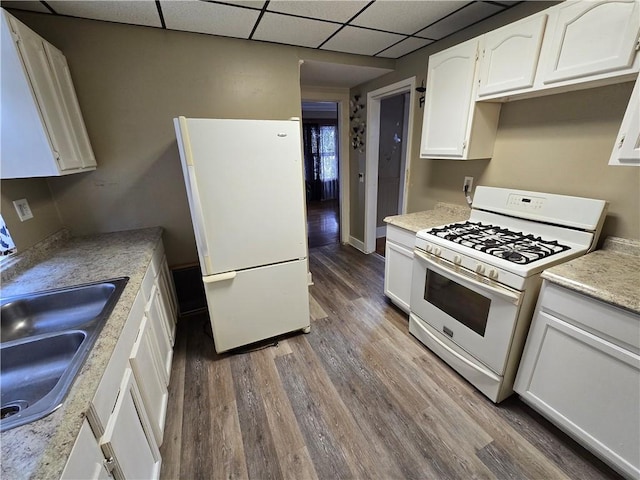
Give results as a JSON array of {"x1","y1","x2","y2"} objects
[
  {"x1": 100, "y1": 368, "x2": 161, "y2": 480},
  {"x1": 515, "y1": 281, "x2": 640, "y2": 479},
  {"x1": 384, "y1": 225, "x2": 416, "y2": 313},
  {"x1": 61, "y1": 419, "x2": 112, "y2": 480},
  {"x1": 72, "y1": 241, "x2": 176, "y2": 480}
]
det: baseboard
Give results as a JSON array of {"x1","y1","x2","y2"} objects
[{"x1": 349, "y1": 236, "x2": 366, "y2": 253}]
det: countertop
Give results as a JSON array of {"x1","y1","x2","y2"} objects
[
  {"x1": 542, "y1": 237, "x2": 640, "y2": 314},
  {"x1": 383, "y1": 202, "x2": 470, "y2": 233},
  {"x1": 0, "y1": 227, "x2": 163, "y2": 480}
]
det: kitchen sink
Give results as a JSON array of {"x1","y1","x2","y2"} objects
[{"x1": 0, "y1": 277, "x2": 128, "y2": 431}]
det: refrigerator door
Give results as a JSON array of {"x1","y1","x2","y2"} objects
[
  {"x1": 174, "y1": 117, "x2": 307, "y2": 275},
  {"x1": 203, "y1": 258, "x2": 310, "y2": 353}
]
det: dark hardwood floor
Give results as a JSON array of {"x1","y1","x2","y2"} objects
[
  {"x1": 307, "y1": 200, "x2": 339, "y2": 248},
  {"x1": 160, "y1": 244, "x2": 622, "y2": 480}
]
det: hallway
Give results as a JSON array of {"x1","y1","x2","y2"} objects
[{"x1": 306, "y1": 200, "x2": 339, "y2": 248}]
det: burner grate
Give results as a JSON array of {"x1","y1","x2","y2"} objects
[{"x1": 429, "y1": 221, "x2": 570, "y2": 265}]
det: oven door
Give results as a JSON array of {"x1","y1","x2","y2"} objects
[{"x1": 410, "y1": 249, "x2": 523, "y2": 374}]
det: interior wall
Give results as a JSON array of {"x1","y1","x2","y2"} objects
[
  {"x1": 0, "y1": 178, "x2": 63, "y2": 252},
  {"x1": 351, "y1": 1, "x2": 640, "y2": 243},
  {"x1": 7, "y1": 10, "x2": 390, "y2": 266}
]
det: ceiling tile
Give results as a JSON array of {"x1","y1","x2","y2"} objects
[
  {"x1": 321, "y1": 25, "x2": 404, "y2": 56},
  {"x1": 161, "y1": 1, "x2": 259, "y2": 38},
  {"x1": 219, "y1": 1, "x2": 266, "y2": 9},
  {"x1": 416, "y1": 1, "x2": 504, "y2": 40},
  {"x1": 253, "y1": 12, "x2": 340, "y2": 48},
  {"x1": 377, "y1": 36, "x2": 433, "y2": 58},
  {"x1": 351, "y1": 0, "x2": 468, "y2": 35},
  {"x1": 267, "y1": 0, "x2": 369, "y2": 23},
  {"x1": 48, "y1": 0, "x2": 162, "y2": 27},
  {"x1": 0, "y1": 1, "x2": 51, "y2": 14}
]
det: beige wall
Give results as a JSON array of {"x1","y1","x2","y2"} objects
[
  {"x1": 6, "y1": 10, "x2": 390, "y2": 266},
  {"x1": 1, "y1": 178, "x2": 63, "y2": 251},
  {"x1": 351, "y1": 1, "x2": 640, "y2": 242}
]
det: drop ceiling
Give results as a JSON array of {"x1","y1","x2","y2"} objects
[{"x1": 1, "y1": 0, "x2": 519, "y2": 59}]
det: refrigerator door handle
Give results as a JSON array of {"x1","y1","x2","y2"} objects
[{"x1": 203, "y1": 271, "x2": 237, "y2": 284}]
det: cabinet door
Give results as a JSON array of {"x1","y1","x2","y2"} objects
[
  {"x1": 478, "y1": 14, "x2": 547, "y2": 96},
  {"x1": 100, "y1": 368, "x2": 161, "y2": 480},
  {"x1": 610, "y1": 77, "x2": 640, "y2": 165},
  {"x1": 8, "y1": 16, "x2": 81, "y2": 170},
  {"x1": 384, "y1": 240, "x2": 414, "y2": 314},
  {"x1": 130, "y1": 316, "x2": 169, "y2": 446},
  {"x1": 44, "y1": 42, "x2": 96, "y2": 170},
  {"x1": 420, "y1": 39, "x2": 478, "y2": 158},
  {"x1": 61, "y1": 419, "x2": 112, "y2": 480},
  {"x1": 146, "y1": 284, "x2": 173, "y2": 383},
  {"x1": 516, "y1": 310, "x2": 640, "y2": 478},
  {"x1": 543, "y1": 0, "x2": 640, "y2": 84},
  {"x1": 156, "y1": 258, "x2": 177, "y2": 344}
]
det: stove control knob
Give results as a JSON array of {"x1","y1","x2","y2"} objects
[
  {"x1": 425, "y1": 244, "x2": 433, "y2": 253},
  {"x1": 488, "y1": 269, "x2": 499, "y2": 279},
  {"x1": 433, "y1": 247, "x2": 442, "y2": 256},
  {"x1": 475, "y1": 263, "x2": 485, "y2": 274},
  {"x1": 453, "y1": 255, "x2": 462, "y2": 265}
]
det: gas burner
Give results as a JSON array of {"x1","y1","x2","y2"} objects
[{"x1": 428, "y1": 221, "x2": 571, "y2": 265}]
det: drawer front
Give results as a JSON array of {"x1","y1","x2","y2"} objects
[
  {"x1": 386, "y1": 224, "x2": 417, "y2": 249},
  {"x1": 541, "y1": 281, "x2": 640, "y2": 353}
]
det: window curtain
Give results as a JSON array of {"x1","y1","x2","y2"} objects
[{"x1": 302, "y1": 123, "x2": 338, "y2": 202}]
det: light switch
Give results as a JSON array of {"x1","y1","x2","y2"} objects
[{"x1": 13, "y1": 198, "x2": 33, "y2": 222}]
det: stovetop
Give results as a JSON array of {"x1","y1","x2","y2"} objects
[{"x1": 428, "y1": 221, "x2": 571, "y2": 265}]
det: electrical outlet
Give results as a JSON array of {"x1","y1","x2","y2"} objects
[
  {"x1": 13, "y1": 198, "x2": 33, "y2": 222},
  {"x1": 463, "y1": 176, "x2": 473, "y2": 192}
]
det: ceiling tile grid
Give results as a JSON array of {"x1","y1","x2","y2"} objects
[{"x1": 0, "y1": 0, "x2": 516, "y2": 59}]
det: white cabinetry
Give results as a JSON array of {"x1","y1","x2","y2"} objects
[
  {"x1": 515, "y1": 281, "x2": 640, "y2": 480},
  {"x1": 477, "y1": 14, "x2": 547, "y2": 97},
  {"x1": 384, "y1": 225, "x2": 416, "y2": 313},
  {"x1": 542, "y1": 0, "x2": 640, "y2": 85},
  {"x1": 420, "y1": 38, "x2": 501, "y2": 160},
  {"x1": 610, "y1": 76, "x2": 640, "y2": 166},
  {"x1": 0, "y1": 9, "x2": 96, "y2": 179},
  {"x1": 61, "y1": 419, "x2": 112, "y2": 480}
]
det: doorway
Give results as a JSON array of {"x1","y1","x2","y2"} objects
[
  {"x1": 302, "y1": 101, "x2": 340, "y2": 248},
  {"x1": 364, "y1": 77, "x2": 416, "y2": 254}
]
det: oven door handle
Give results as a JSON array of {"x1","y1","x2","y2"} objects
[{"x1": 414, "y1": 250, "x2": 522, "y2": 306}]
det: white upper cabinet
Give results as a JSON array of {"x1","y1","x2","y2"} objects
[
  {"x1": 542, "y1": 0, "x2": 640, "y2": 85},
  {"x1": 477, "y1": 14, "x2": 548, "y2": 97},
  {"x1": 420, "y1": 38, "x2": 501, "y2": 159},
  {"x1": 0, "y1": 10, "x2": 96, "y2": 179},
  {"x1": 610, "y1": 76, "x2": 640, "y2": 166}
]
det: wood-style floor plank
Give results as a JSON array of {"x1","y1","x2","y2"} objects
[{"x1": 159, "y1": 243, "x2": 623, "y2": 480}]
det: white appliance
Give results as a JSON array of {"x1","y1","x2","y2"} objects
[
  {"x1": 174, "y1": 116, "x2": 310, "y2": 353},
  {"x1": 409, "y1": 186, "x2": 608, "y2": 403}
]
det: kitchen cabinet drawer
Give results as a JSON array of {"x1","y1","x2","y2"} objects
[
  {"x1": 515, "y1": 281, "x2": 640, "y2": 479},
  {"x1": 0, "y1": 10, "x2": 96, "y2": 179}
]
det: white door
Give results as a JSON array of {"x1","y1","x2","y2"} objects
[
  {"x1": 176, "y1": 118, "x2": 307, "y2": 275},
  {"x1": 478, "y1": 14, "x2": 547, "y2": 96},
  {"x1": 543, "y1": 0, "x2": 640, "y2": 84},
  {"x1": 100, "y1": 368, "x2": 161, "y2": 480},
  {"x1": 203, "y1": 258, "x2": 310, "y2": 353},
  {"x1": 130, "y1": 316, "x2": 169, "y2": 446},
  {"x1": 420, "y1": 39, "x2": 478, "y2": 157}
]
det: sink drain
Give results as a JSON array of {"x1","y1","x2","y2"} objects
[{"x1": 1, "y1": 401, "x2": 29, "y2": 419}]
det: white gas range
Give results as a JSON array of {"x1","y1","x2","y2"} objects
[{"x1": 409, "y1": 187, "x2": 608, "y2": 403}]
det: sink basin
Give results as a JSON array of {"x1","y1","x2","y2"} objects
[{"x1": 0, "y1": 277, "x2": 128, "y2": 431}]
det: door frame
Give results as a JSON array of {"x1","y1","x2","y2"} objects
[
  {"x1": 364, "y1": 77, "x2": 416, "y2": 253},
  {"x1": 301, "y1": 87, "x2": 351, "y2": 245}
]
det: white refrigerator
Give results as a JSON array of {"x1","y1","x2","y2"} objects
[{"x1": 173, "y1": 116, "x2": 311, "y2": 353}]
